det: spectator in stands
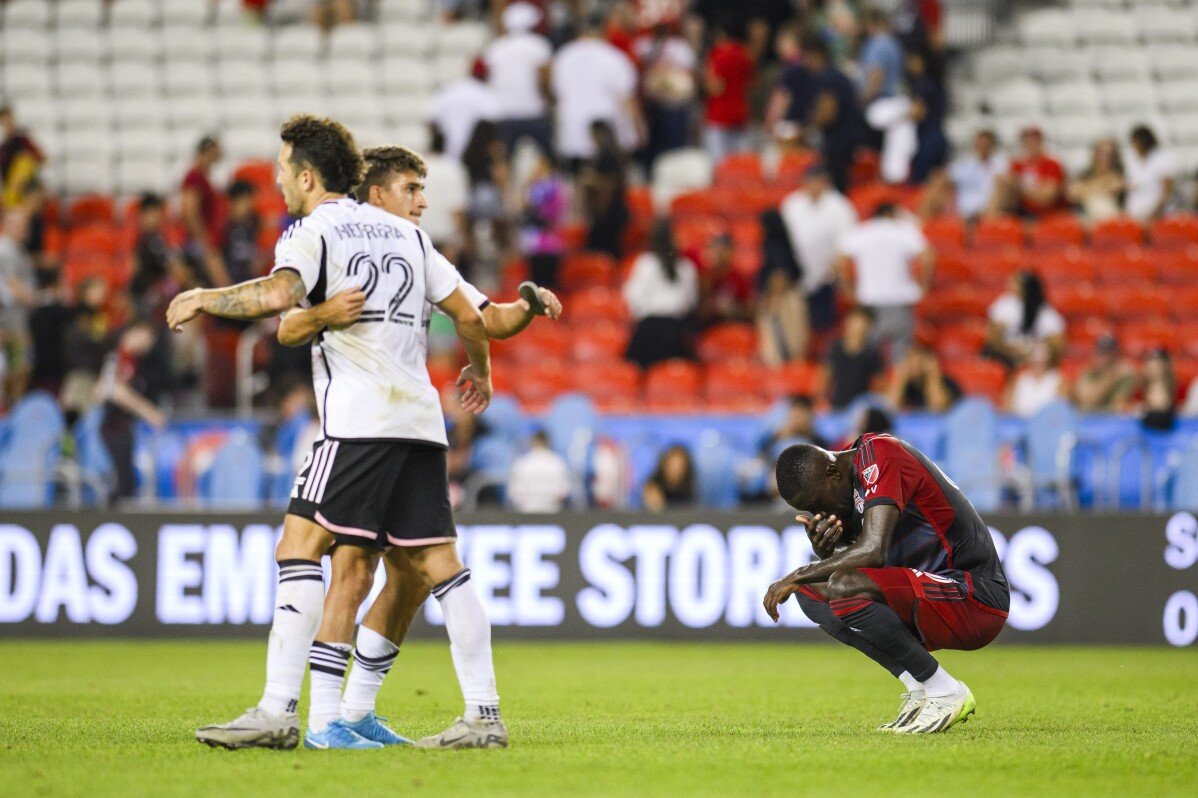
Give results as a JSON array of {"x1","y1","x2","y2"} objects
[
  {"x1": 1068, "y1": 138, "x2": 1124, "y2": 224},
  {"x1": 756, "y1": 209, "x2": 809, "y2": 365},
  {"x1": 519, "y1": 147, "x2": 569, "y2": 288},
  {"x1": 99, "y1": 319, "x2": 171, "y2": 500},
  {"x1": 9, "y1": 176, "x2": 51, "y2": 274},
  {"x1": 130, "y1": 193, "x2": 186, "y2": 318},
  {"x1": 699, "y1": 232, "x2": 753, "y2": 326},
  {"x1": 779, "y1": 164, "x2": 857, "y2": 337},
  {"x1": 1125, "y1": 125, "x2": 1177, "y2": 222},
  {"x1": 222, "y1": 181, "x2": 264, "y2": 285},
  {"x1": 1006, "y1": 341, "x2": 1063, "y2": 418},
  {"x1": 27, "y1": 269, "x2": 73, "y2": 396},
  {"x1": 983, "y1": 270, "x2": 1066, "y2": 368},
  {"x1": 461, "y1": 120, "x2": 512, "y2": 256},
  {"x1": 623, "y1": 219, "x2": 698, "y2": 368},
  {"x1": 943, "y1": 129, "x2": 1007, "y2": 220},
  {"x1": 0, "y1": 104, "x2": 44, "y2": 210},
  {"x1": 886, "y1": 342, "x2": 961, "y2": 412},
  {"x1": 827, "y1": 306, "x2": 885, "y2": 409},
  {"x1": 428, "y1": 58, "x2": 502, "y2": 161},
  {"x1": 702, "y1": 20, "x2": 756, "y2": 165},
  {"x1": 180, "y1": 135, "x2": 229, "y2": 286},
  {"x1": 604, "y1": 1, "x2": 640, "y2": 61},
  {"x1": 551, "y1": 12, "x2": 642, "y2": 169},
  {"x1": 421, "y1": 130, "x2": 472, "y2": 261},
  {"x1": 642, "y1": 444, "x2": 696, "y2": 511},
  {"x1": 835, "y1": 202, "x2": 934, "y2": 360},
  {"x1": 507, "y1": 430, "x2": 573, "y2": 512},
  {"x1": 0, "y1": 206, "x2": 35, "y2": 400},
  {"x1": 1139, "y1": 348, "x2": 1178, "y2": 432},
  {"x1": 59, "y1": 277, "x2": 113, "y2": 426},
  {"x1": 836, "y1": 402, "x2": 896, "y2": 450},
  {"x1": 808, "y1": 0, "x2": 859, "y2": 66},
  {"x1": 777, "y1": 36, "x2": 861, "y2": 192},
  {"x1": 992, "y1": 126, "x2": 1066, "y2": 219},
  {"x1": 760, "y1": 394, "x2": 829, "y2": 455},
  {"x1": 486, "y1": 2, "x2": 554, "y2": 158},
  {"x1": 312, "y1": 0, "x2": 358, "y2": 31},
  {"x1": 857, "y1": 6, "x2": 904, "y2": 107},
  {"x1": 580, "y1": 121, "x2": 630, "y2": 258},
  {"x1": 636, "y1": 18, "x2": 699, "y2": 171},
  {"x1": 1072, "y1": 333, "x2": 1137, "y2": 413},
  {"x1": 905, "y1": 49, "x2": 948, "y2": 184}
]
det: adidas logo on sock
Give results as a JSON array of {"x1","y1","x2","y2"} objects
[{"x1": 277, "y1": 604, "x2": 300, "y2": 613}]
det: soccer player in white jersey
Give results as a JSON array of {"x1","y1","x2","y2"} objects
[
  {"x1": 167, "y1": 115, "x2": 505, "y2": 751},
  {"x1": 275, "y1": 144, "x2": 562, "y2": 747}
]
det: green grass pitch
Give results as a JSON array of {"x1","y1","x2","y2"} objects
[{"x1": 1, "y1": 640, "x2": 1196, "y2": 797}]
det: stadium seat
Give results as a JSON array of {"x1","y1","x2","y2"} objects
[
  {"x1": 202, "y1": 433, "x2": 265, "y2": 508},
  {"x1": 694, "y1": 435, "x2": 739, "y2": 509},
  {"x1": 729, "y1": 218, "x2": 764, "y2": 249},
  {"x1": 1053, "y1": 285, "x2": 1113, "y2": 322},
  {"x1": 506, "y1": 323, "x2": 571, "y2": 363},
  {"x1": 1030, "y1": 215, "x2": 1086, "y2": 249},
  {"x1": 1039, "y1": 248, "x2": 1096, "y2": 287},
  {"x1": 1119, "y1": 320, "x2": 1179, "y2": 356},
  {"x1": 1093, "y1": 50, "x2": 1153, "y2": 85},
  {"x1": 626, "y1": 186, "x2": 654, "y2": 221},
  {"x1": 512, "y1": 361, "x2": 573, "y2": 409},
  {"x1": 945, "y1": 360, "x2": 1007, "y2": 405},
  {"x1": 111, "y1": 0, "x2": 160, "y2": 28},
  {"x1": 935, "y1": 321, "x2": 989, "y2": 360},
  {"x1": 919, "y1": 287, "x2": 990, "y2": 324},
  {"x1": 67, "y1": 196, "x2": 117, "y2": 228},
  {"x1": 1171, "y1": 287, "x2": 1198, "y2": 320},
  {"x1": 645, "y1": 360, "x2": 703, "y2": 401},
  {"x1": 0, "y1": 392, "x2": 65, "y2": 509},
  {"x1": 1020, "y1": 8, "x2": 1075, "y2": 47},
  {"x1": 673, "y1": 215, "x2": 726, "y2": 253},
  {"x1": 1108, "y1": 285, "x2": 1172, "y2": 320},
  {"x1": 774, "y1": 149, "x2": 819, "y2": 187},
  {"x1": 652, "y1": 148, "x2": 713, "y2": 210},
  {"x1": 847, "y1": 183, "x2": 901, "y2": 219},
  {"x1": 669, "y1": 190, "x2": 718, "y2": 218},
  {"x1": 932, "y1": 248, "x2": 971, "y2": 288},
  {"x1": 272, "y1": 25, "x2": 325, "y2": 61},
  {"x1": 1151, "y1": 215, "x2": 1198, "y2": 248},
  {"x1": 713, "y1": 152, "x2": 764, "y2": 186},
  {"x1": 923, "y1": 216, "x2": 967, "y2": 248},
  {"x1": 1046, "y1": 82, "x2": 1101, "y2": 116},
  {"x1": 1137, "y1": 6, "x2": 1197, "y2": 44},
  {"x1": 696, "y1": 324, "x2": 758, "y2": 362},
  {"x1": 569, "y1": 287, "x2": 627, "y2": 325},
  {"x1": 967, "y1": 248, "x2": 1024, "y2": 287},
  {"x1": 5, "y1": 0, "x2": 52, "y2": 28},
  {"x1": 988, "y1": 79, "x2": 1045, "y2": 117},
  {"x1": 972, "y1": 216, "x2": 1026, "y2": 249},
  {"x1": 942, "y1": 397, "x2": 1002, "y2": 511},
  {"x1": 767, "y1": 361, "x2": 824, "y2": 399},
  {"x1": 1024, "y1": 400, "x2": 1078, "y2": 509},
  {"x1": 1091, "y1": 217, "x2": 1144, "y2": 248},
  {"x1": 1093, "y1": 247, "x2": 1154, "y2": 285},
  {"x1": 704, "y1": 361, "x2": 771, "y2": 402},
  {"x1": 542, "y1": 394, "x2": 598, "y2": 464},
  {"x1": 1179, "y1": 323, "x2": 1198, "y2": 359},
  {"x1": 561, "y1": 252, "x2": 617, "y2": 290},
  {"x1": 574, "y1": 361, "x2": 640, "y2": 401}
]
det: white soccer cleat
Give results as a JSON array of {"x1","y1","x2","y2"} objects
[
  {"x1": 877, "y1": 690, "x2": 926, "y2": 732},
  {"x1": 196, "y1": 706, "x2": 300, "y2": 750},
  {"x1": 897, "y1": 681, "x2": 976, "y2": 734},
  {"x1": 413, "y1": 717, "x2": 509, "y2": 749}
]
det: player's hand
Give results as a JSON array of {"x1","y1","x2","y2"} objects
[
  {"x1": 322, "y1": 289, "x2": 366, "y2": 329},
  {"x1": 538, "y1": 288, "x2": 562, "y2": 320},
  {"x1": 800, "y1": 512, "x2": 844, "y2": 559},
  {"x1": 763, "y1": 575, "x2": 801, "y2": 623},
  {"x1": 457, "y1": 365, "x2": 492, "y2": 415},
  {"x1": 166, "y1": 289, "x2": 205, "y2": 332}
]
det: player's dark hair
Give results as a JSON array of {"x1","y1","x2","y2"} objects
[
  {"x1": 775, "y1": 443, "x2": 828, "y2": 509},
  {"x1": 650, "y1": 218, "x2": 680, "y2": 282},
  {"x1": 1018, "y1": 270, "x2": 1046, "y2": 336},
  {"x1": 1130, "y1": 125, "x2": 1158, "y2": 152},
  {"x1": 279, "y1": 114, "x2": 365, "y2": 195},
  {"x1": 358, "y1": 145, "x2": 427, "y2": 197}
]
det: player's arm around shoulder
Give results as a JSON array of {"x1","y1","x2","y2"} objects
[
  {"x1": 277, "y1": 289, "x2": 366, "y2": 347},
  {"x1": 166, "y1": 269, "x2": 307, "y2": 331}
]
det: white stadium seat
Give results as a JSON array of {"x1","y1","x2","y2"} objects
[
  {"x1": 222, "y1": 96, "x2": 278, "y2": 128},
  {"x1": 2, "y1": 28, "x2": 53, "y2": 66},
  {"x1": 15, "y1": 98, "x2": 61, "y2": 136},
  {"x1": 163, "y1": 0, "x2": 211, "y2": 27},
  {"x1": 165, "y1": 95, "x2": 221, "y2": 131},
  {"x1": 1019, "y1": 9, "x2": 1075, "y2": 48},
  {"x1": 987, "y1": 79, "x2": 1044, "y2": 117},
  {"x1": 63, "y1": 127, "x2": 114, "y2": 161},
  {"x1": 55, "y1": 63, "x2": 108, "y2": 99},
  {"x1": 379, "y1": 0, "x2": 430, "y2": 23},
  {"x1": 1030, "y1": 49, "x2": 1091, "y2": 84},
  {"x1": 379, "y1": 94, "x2": 431, "y2": 128},
  {"x1": 1136, "y1": 7, "x2": 1196, "y2": 43},
  {"x1": 60, "y1": 98, "x2": 112, "y2": 130},
  {"x1": 213, "y1": 0, "x2": 247, "y2": 27},
  {"x1": 163, "y1": 28, "x2": 216, "y2": 62},
  {"x1": 329, "y1": 23, "x2": 381, "y2": 61},
  {"x1": 222, "y1": 126, "x2": 279, "y2": 162},
  {"x1": 63, "y1": 159, "x2": 117, "y2": 195},
  {"x1": 217, "y1": 59, "x2": 270, "y2": 95},
  {"x1": 164, "y1": 61, "x2": 216, "y2": 97},
  {"x1": 326, "y1": 95, "x2": 385, "y2": 129},
  {"x1": 1092, "y1": 49, "x2": 1151, "y2": 83},
  {"x1": 1101, "y1": 83, "x2": 1160, "y2": 115},
  {"x1": 4, "y1": 0, "x2": 52, "y2": 29},
  {"x1": 970, "y1": 47, "x2": 1024, "y2": 84},
  {"x1": 1072, "y1": 9, "x2": 1136, "y2": 45},
  {"x1": 114, "y1": 98, "x2": 166, "y2": 131},
  {"x1": 1167, "y1": 114, "x2": 1198, "y2": 145},
  {"x1": 379, "y1": 22, "x2": 436, "y2": 57},
  {"x1": 55, "y1": 28, "x2": 107, "y2": 65},
  {"x1": 1049, "y1": 115, "x2": 1112, "y2": 148},
  {"x1": 215, "y1": 27, "x2": 270, "y2": 62},
  {"x1": 326, "y1": 60, "x2": 377, "y2": 94},
  {"x1": 433, "y1": 52, "x2": 474, "y2": 86},
  {"x1": 380, "y1": 56, "x2": 435, "y2": 95},
  {"x1": 1059, "y1": 147, "x2": 1090, "y2": 175},
  {"x1": 272, "y1": 26, "x2": 326, "y2": 62},
  {"x1": 108, "y1": 29, "x2": 161, "y2": 62},
  {"x1": 1046, "y1": 82, "x2": 1101, "y2": 116},
  {"x1": 271, "y1": 58, "x2": 327, "y2": 97},
  {"x1": 110, "y1": 62, "x2": 161, "y2": 98},
  {"x1": 109, "y1": 0, "x2": 161, "y2": 29},
  {"x1": 434, "y1": 22, "x2": 491, "y2": 56},
  {"x1": 114, "y1": 129, "x2": 168, "y2": 162},
  {"x1": 652, "y1": 147, "x2": 713, "y2": 211},
  {"x1": 4, "y1": 63, "x2": 52, "y2": 100},
  {"x1": 116, "y1": 156, "x2": 171, "y2": 195},
  {"x1": 1152, "y1": 46, "x2": 1198, "y2": 81},
  {"x1": 1159, "y1": 82, "x2": 1198, "y2": 113},
  {"x1": 388, "y1": 123, "x2": 430, "y2": 153}
]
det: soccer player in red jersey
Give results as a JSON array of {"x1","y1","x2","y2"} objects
[{"x1": 763, "y1": 434, "x2": 1010, "y2": 733}]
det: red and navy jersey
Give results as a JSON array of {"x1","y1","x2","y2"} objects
[{"x1": 850, "y1": 433, "x2": 1010, "y2": 612}]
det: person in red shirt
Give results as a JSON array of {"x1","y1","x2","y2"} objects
[
  {"x1": 180, "y1": 135, "x2": 230, "y2": 286},
  {"x1": 995, "y1": 126, "x2": 1066, "y2": 218},
  {"x1": 698, "y1": 232, "x2": 753, "y2": 326},
  {"x1": 702, "y1": 21, "x2": 756, "y2": 165}
]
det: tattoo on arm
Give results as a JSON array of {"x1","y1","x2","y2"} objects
[{"x1": 203, "y1": 271, "x2": 306, "y2": 320}]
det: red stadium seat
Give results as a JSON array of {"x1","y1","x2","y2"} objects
[
  {"x1": 934, "y1": 321, "x2": 988, "y2": 359},
  {"x1": 625, "y1": 185, "x2": 654, "y2": 221},
  {"x1": 923, "y1": 216, "x2": 967, "y2": 248},
  {"x1": 506, "y1": 323, "x2": 571, "y2": 363},
  {"x1": 512, "y1": 360, "x2": 573, "y2": 407},
  {"x1": 559, "y1": 222, "x2": 588, "y2": 251},
  {"x1": 1151, "y1": 214, "x2": 1198, "y2": 248},
  {"x1": 972, "y1": 216, "x2": 1026, "y2": 249},
  {"x1": 1118, "y1": 321, "x2": 1178, "y2": 357},
  {"x1": 711, "y1": 185, "x2": 778, "y2": 218},
  {"x1": 767, "y1": 361, "x2": 824, "y2": 398},
  {"x1": 1157, "y1": 247, "x2": 1198, "y2": 284},
  {"x1": 713, "y1": 152, "x2": 764, "y2": 186},
  {"x1": 1066, "y1": 318, "x2": 1116, "y2": 359},
  {"x1": 569, "y1": 287, "x2": 627, "y2": 325},
  {"x1": 704, "y1": 361, "x2": 771, "y2": 401},
  {"x1": 1093, "y1": 247, "x2": 1153, "y2": 285},
  {"x1": 1109, "y1": 285, "x2": 1172, "y2": 321},
  {"x1": 1177, "y1": 322, "x2": 1198, "y2": 359},
  {"x1": 1038, "y1": 248, "x2": 1095, "y2": 287},
  {"x1": 729, "y1": 217, "x2": 764, "y2": 248},
  {"x1": 1091, "y1": 216, "x2": 1143, "y2": 249},
  {"x1": 847, "y1": 183, "x2": 900, "y2": 219},
  {"x1": 918, "y1": 286, "x2": 990, "y2": 324},
  {"x1": 851, "y1": 150, "x2": 880, "y2": 186},
  {"x1": 561, "y1": 252, "x2": 616, "y2": 290},
  {"x1": 232, "y1": 159, "x2": 275, "y2": 188},
  {"x1": 945, "y1": 359, "x2": 1007, "y2": 404},
  {"x1": 574, "y1": 360, "x2": 640, "y2": 401},
  {"x1": 67, "y1": 195, "x2": 116, "y2": 228},
  {"x1": 697, "y1": 323, "x2": 758, "y2": 362},
  {"x1": 1030, "y1": 214, "x2": 1086, "y2": 249},
  {"x1": 673, "y1": 215, "x2": 726, "y2": 253},
  {"x1": 644, "y1": 359, "x2": 703, "y2": 401},
  {"x1": 967, "y1": 248, "x2": 1023, "y2": 287},
  {"x1": 932, "y1": 247, "x2": 971, "y2": 288},
  {"x1": 774, "y1": 149, "x2": 820, "y2": 188},
  {"x1": 1052, "y1": 285, "x2": 1113, "y2": 323},
  {"x1": 1171, "y1": 287, "x2": 1198, "y2": 321},
  {"x1": 572, "y1": 321, "x2": 630, "y2": 363},
  {"x1": 65, "y1": 224, "x2": 122, "y2": 258},
  {"x1": 669, "y1": 190, "x2": 717, "y2": 218}
]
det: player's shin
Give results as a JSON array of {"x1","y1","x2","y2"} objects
[
  {"x1": 434, "y1": 568, "x2": 501, "y2": 722},
  {"x1": 341, "y1": 625, "x2": 398, "y2": 722},
  {"x1": 795, "y1": 591, "x2": 907, "y2": 679},
  {"x1": 259, "y1": 559, "x2": 325, "y2": 716},
  {"x1": 829, "y1": 597, "x2": 942, "y2": 684}
]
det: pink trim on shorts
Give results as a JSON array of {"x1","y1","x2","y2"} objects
[
  {"x1": 385, "y1": 534, "x2": 457, "y2": 547},
  {"x1": 315, "y1": 511, "x2": 376, "y2": 539}
]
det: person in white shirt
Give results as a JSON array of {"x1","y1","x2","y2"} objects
[
  {"x1": 1124, "y1": 125, "x2": 1176, "y2": 222},
  {"x1": 835, "y1": 202, "x2": 934, "y2": 361},
  {"x1": 171, "y1": 115, "x2": 506, "y2": 752},
  {"x1": 550, "y1": 12, "x2": 642, "y2": 165},
  {"x1": 507, "y1": 430, "x2": 572, "y2": 512},
  {"x1": 420, "y1": 143, "x2": 471, "y2": 250},
  {"x1": 1006, "y1": 341, "x2": 1063, "y2": 418},
  {"x1": 485, "y1": 1, "x2": 554, "y2": 156},
  {"x1": 779, "y1": 164, "x2": 858, "y2": 333},
  {"x1": 427, "y1": 61, "x2": 502, "y2": 161},
  {"x1": 635, "y1": 21, "x2": 698, "y2": 170},
  {"x1": 984, "y1": 270, "x2": 1066, "y2": 368},
  {"x1": 949, "y1": 129, "x2": 1008, "y2": 220},
  {"x1": 623, "y1": 218, "x2": 699, "y2": 367}
]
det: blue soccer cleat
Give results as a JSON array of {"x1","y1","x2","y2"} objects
[
  {"x1": 340, "y1": 712, "x2": 412, "y2": 746},
  {"x1": 303, "y1": 719, "x2": 385, "y2": 750}
]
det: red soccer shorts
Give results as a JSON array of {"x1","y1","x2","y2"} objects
[{"x1": 806, "y1": 567, "x2": 1008, "y2": 652}]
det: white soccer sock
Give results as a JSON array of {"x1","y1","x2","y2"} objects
[
  {"x1": 433, "y1": 569, "x2": 501, "y2": 722},
  {"x1": 308, "y1": 641, "x2": 352, "y2": 732},
  {"x1": 920, "y1": 665, "x2": 959, "y2": 698},
  {"x1": 898, "y1": 671, "x2": 922, "y2": 692},
  {"x1": 258, "y1": 559, "x2": 324, "y2": 717},
  {"x1": 341, "y1": 626, "x2": 399, "y2": 723}
]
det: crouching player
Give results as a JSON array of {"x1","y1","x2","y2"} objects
[{"x1": 763, "y1": 434, "x2": 1010, "y2": 733}]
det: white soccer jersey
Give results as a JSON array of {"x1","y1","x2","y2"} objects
[{"x1": 272, "y1": 198, "x2": 460, "y2": 446}]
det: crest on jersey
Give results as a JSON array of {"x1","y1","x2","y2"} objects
[
  {"x1": 853, "y1": 489, "x2": 864, "y2": 514},
  {"x1": 862, "y1": 464, "x2": 879, "y2": 485}
]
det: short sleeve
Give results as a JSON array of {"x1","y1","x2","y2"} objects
[
  {"x1": 271, "y1": 221, "x2": 323, "y2": 295},
  {"x1": 837, "y1": 229, "x2": 860, "y2": 257},
  {"x1": 457, "y1": 274, "x2": 490, "y2": 309},
  {"x1": 423, "y1": 236, "x2": 460, "y2": 304},
  {"x1": 1037, "y1": 306, "x2": 1066, "y2": 337},
  {"x1": 856, "y1": 435, "x2": 915, "y2": 512},
  {"x1": 905, "y1": 223, "x2": 928, "y2": 255}
]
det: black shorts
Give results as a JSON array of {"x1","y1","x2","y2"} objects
[{"x1": 288, "y1": 439, "x2": 456, "y2": 550}]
